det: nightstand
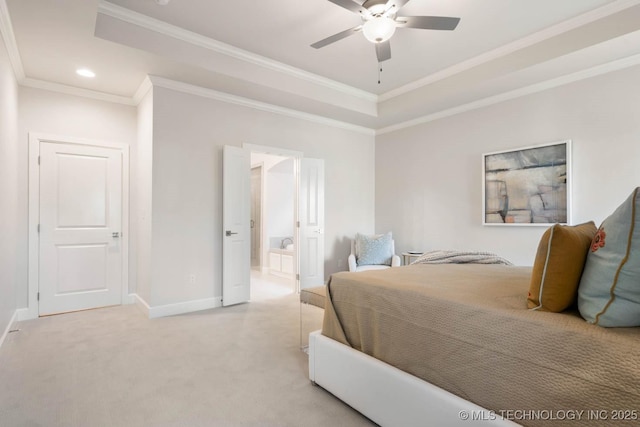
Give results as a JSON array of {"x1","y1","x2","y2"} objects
[{"x1": 402, "y1": 252, "x2": 423, "y2": 266}]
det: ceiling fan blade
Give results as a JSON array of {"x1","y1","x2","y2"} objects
[
  {"x1": 311, "y1": 25, "x2": 363, "y2": 49},
  {"x1": 327, "y1": 0, "x2": 367, "y2": 14},
  {"x1": 389, "y1": 0, "x2": 411, "y2": 12},
  {"x1": 396, "y1": 16, "x2": 460, "y2": 31},
  {"x1": 375, "y1": 41, "x2": 391, "y2": 62}
]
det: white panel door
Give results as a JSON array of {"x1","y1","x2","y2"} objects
[
  {"x1": 222, "y1": 145, "x2": 251, "y2": 306},
  {"x1": 39, "y1": 142, "x2": 123, "y2": 316},
  {"x1": 299, "y1": 158, "x2": 325, "y2": 288}
]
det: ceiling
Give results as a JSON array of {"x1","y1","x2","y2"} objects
[{"x1": 5, "y1": 0, "x2": 640, "y2": 133}]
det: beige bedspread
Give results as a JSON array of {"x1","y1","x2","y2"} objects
[{"x1": 322, "y1": 264, "x2": 640, "y2": 426}]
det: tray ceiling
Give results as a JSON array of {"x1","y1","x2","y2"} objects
[{"x1": 6, "y1": 0, "x2": 640, "y2": 132}]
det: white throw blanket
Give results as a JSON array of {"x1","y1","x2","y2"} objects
[{"x1": 412, "y1": 250, "x2": 513, "y2": 265}]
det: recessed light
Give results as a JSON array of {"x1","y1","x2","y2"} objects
[{"x1": 76, "y1": 68, "x2": 96, "y2": 78}]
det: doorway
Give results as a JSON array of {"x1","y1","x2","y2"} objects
[
  {"x1": 222, "y1": 144, "x2": 324, "y2": 306},
  {"x1": 250, "y1": 152, "x2": 296, "y2": 298}
]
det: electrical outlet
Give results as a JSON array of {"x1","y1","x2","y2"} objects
[{"x1": 189, "y1": 274, "x2": 196, "y2": 284}]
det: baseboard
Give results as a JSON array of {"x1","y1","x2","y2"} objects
[
  {"x1": 148, "y1": 296, "x2": 223, "y2": 319},
  {"x1": 131, "y1": 294, "x2": 222, "y2": 319},
  {"x1": 131, "y1": 293, "x2": 149, "y2": 317},
  {"x1": 15, "y1": 308, "x2": 34, "y2": 321},
  {"x1": 0, "y1": 310, "x2": 18, "y2": 350}
]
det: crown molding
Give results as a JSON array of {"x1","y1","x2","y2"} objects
[
  {"x1": 132, "y1": 75, "x2": 153, "y2": 104},
  {"x1": 97, "y1": 1, "x2": 378, "y2": 104},
  {"x1": 379, "y1": 0, "x2": 640, "y2": 102},
  {"x1": 16, "y1": 48, "x2": 640, "y2": 137},
  {"x1": 18, "y1": 72, "x2": 373, "y2": 136},
  {"x1": 1, "y1": 0, "x2": 135, "y2": 106},
  {"x1": 147, "y1": 75, "x2": 375, "y2": 136},
  {"x1": 21, "y1": 77, "x2": 135, "y2": 105},
  {"x1": 0, "y1": 0, "x2": 25, "y2": 80},
  {"x1": 376, "y1": 52, "x2": 640, "y2": 135}
]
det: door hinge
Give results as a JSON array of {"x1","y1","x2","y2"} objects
[
  {"x1": 296, "y1": 274, "x2": 300, "y2": 281},
  {"x1": 37, "y1": 224, "x2": 40, "y2": 233},
  {"x1": 297, "y1": 221, "x2": 300, "y2": 228},
  {"x1": 37, "y1": 292, "x2": 40, "y2": 301},
  {"x1": 38, "y1": 156, "x2": 40, "y2": 165}
]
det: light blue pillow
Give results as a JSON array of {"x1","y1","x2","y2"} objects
[
  {"x1": 356, "y1": 232, "x2": 393, "y2": 266},
  {"x1": 578, "y1": 187, "x2": 640, "y2": 327}
]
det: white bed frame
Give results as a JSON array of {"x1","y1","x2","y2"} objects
[{"x1": 309, "y1": 331, "x2": 520, "y2": 427}]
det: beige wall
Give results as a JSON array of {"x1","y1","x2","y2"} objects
[
  {"x1": 0, "y1": 31, "x2": 19, "y2": 334},
  {"x1": 376, "y1": 65, "x2": 640, "y2": 266},
  {"x1": 16, "y1": 87, "x2": 137, "y2": 308},
  {"x1": 144, "y1": 86, "x2": 375, "y2": 307}
]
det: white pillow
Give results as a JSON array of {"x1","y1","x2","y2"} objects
[{"x1": 356, "y1": 232, "x2": 393, "y2": 266}]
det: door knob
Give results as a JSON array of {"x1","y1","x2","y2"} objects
[
  {"x1": 112, "y1": 232, "x2": 120, "y2": 238},
  {"x1": 226, "y1": 230, "x2": 238, "y2": 236}
]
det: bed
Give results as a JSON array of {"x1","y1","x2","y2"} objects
[{"x1": 308, "y1": 264, "x2": 640, "y2": 426}]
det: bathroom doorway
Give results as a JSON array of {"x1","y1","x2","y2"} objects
[
  {"x1": 222, "y1": 143, "x2": 325, "y2": 305},
  {"x1": 250, "y1": 151, "x2": 297, "y2": 296}
]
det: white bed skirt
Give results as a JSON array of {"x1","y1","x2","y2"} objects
[{"x1": 309, "y1": 331, "x2": 520, "y2": 427}]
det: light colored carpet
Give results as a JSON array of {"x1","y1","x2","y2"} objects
[{"x1": 0, "y1": 280, "x2": 374, "y2": 426}]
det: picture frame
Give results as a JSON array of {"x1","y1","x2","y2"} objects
[{"x1": 482, "y1": 140, "x2": 571, "y2": 226}]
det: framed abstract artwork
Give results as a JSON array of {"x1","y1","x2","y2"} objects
[{"x1": 483, "y1": 140, "x2": 571, "y2": 226}]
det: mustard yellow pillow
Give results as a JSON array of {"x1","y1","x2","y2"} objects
[{"x1": 528, "y1": 221, "x2": 597, "y2": 312}]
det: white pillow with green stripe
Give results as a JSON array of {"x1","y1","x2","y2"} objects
[{"x1": 578, "y1": 187, "x2": 640, "y2": 327}]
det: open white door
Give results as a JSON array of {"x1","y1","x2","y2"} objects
[
  {"x1": 222, "y1": 145, "x2": 251, "y2": 306},
  {"x1": 299, "y1": 158, "x2": 325, "y2": 289}
]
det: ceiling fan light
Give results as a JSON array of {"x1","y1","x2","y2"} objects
[{"x1": 362, "y1": 17, "x2": 396, "y2": 43}]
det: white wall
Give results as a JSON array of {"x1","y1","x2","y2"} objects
[
  {"x1": 0, "y1": 31, "x2": 19, "y2": 337},
  {"x1": 17, "y1": 86, "x2": 137, "y2": 307},
  {"x1": 376, "y1": 65, "x2": 640, "y2": 266},
  {"x1": 148, "y1": 86, "x2": 375, "y2": 307},
  {"x1": 135, "y1": 87, "x2": 153, "y2": 303}
]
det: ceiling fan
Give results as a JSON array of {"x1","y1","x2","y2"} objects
[{"x1": 311, "y1": 0, "x2": 460, "y2": 63}]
